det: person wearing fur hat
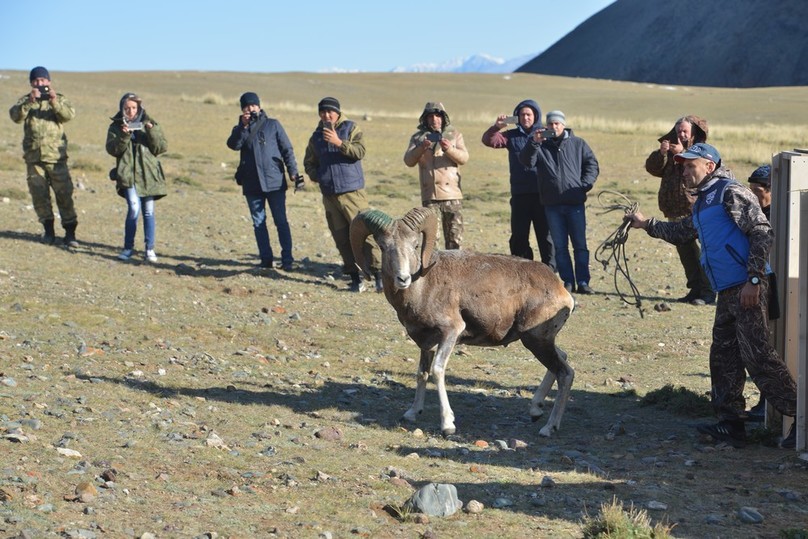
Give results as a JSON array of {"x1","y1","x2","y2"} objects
[
  {"x1": 645, "y1": 116, "x2": 715, "y2": 306},
  {"x1": 404, "y1": 102, "x2": 469, "y2": 249},
  {"x1": 227, "y1": 91, "x2": 302, "y2": 271},
  {"x1": 482, "y1": 99, "x2": 554, "y2": 266},
  {"x1": 303, "y1": 96, "x2": 381, "y2": 292},
  {"x1": 106, "y1": 93, "x2": 168, "y2": 263},
  {"x1": 9, "y1": 66, "x2": 79, "y2": 247}
]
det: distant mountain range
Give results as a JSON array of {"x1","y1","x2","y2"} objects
[{"x1": 391, "y1": 53, "x2": 535, "y2": 74}]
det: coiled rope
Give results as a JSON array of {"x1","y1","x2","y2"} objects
[{"x1": 593, "y1": 190, "x2": 644, "y2": 317}]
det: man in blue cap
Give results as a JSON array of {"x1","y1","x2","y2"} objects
[
  {"x1": 9, "y1": 66, "x2": 79, "y2": 247},
  {"x1": 624, "y1": 143, "x2": 797, "y2": 449}
]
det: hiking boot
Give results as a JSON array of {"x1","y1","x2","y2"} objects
[
  {"x1": 677, "y1": 290, "x2": 699, "y2": 303},
  {"x1": 145, "y1": 249, "x2": 158, "y2": 263},
  {"x1": 117, "y1": 248, "x2": 134, "y2": 261},
  {"x1": 374, "y1": 271, "x2": 384, "y2": 293},
  {"x1": 42, "y1": 219, "x2": 55, "y2": 245},
  {"x1": 697, "y1": 420, "x2": 746, "y2": 448},
  {"x1": 258, "y1": 258, "x2": 273, "y2": 268},
  {"x1": 780, "y1": 422, "x2": 796, "y2": 449},
  {"x1": 577, "y1": 283, "x2": 594, "y2": 295},
  {"x1": 349, "y1": 274, "x2": 366, "y2": 293},
  {"x1": 746, "y1": 400, "x2": 765, "y2": 423},
  {"x1": 63, "y1": 223, "x2": 78, "y2": 248},
  {"x1": 281, "y1": 261, "x2": 294, "y2": 271}
]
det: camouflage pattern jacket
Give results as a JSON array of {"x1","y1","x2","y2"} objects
[{"x1": 9, "y1": 93, "x2": 75, "y2": 164}]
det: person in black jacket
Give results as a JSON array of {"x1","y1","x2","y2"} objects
[
  {"x1": 519, "y1": 110, "x2": 599, "y2": 294},
  {"x1": 227, "y1": 92, "x2": 303, "y2": 270},
  {"x1": 481, "y1": 99, "x2": 554, "y2": 267}
]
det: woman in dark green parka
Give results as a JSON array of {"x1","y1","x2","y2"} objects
[{"x1": 106, "y1": 92, "x2": 167, "y2": 263}]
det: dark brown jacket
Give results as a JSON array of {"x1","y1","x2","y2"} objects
[{"x1": 645, "y1": 115, "x2": 708, "y2": 218}]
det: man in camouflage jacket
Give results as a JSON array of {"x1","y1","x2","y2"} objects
[
  {"x1": 626, "y1": 143, "x2": 797, "y2": 449},
  {"x1": 8, "y1": 66, "x2": 78, "y2": 246}
]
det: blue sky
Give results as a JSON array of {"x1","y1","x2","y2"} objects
[{"x1": 1, "y1": 1, "x2": 615, "y2": 73}]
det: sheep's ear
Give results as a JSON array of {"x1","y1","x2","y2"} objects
[{"x1": 349, "y1": 213, "x2": 373, "y2": 279}]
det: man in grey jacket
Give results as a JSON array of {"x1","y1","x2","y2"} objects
[{"x1": 519, "y1": 110, "x2": 599, "y2": 294}]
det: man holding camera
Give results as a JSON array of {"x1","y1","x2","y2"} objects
[
  {"x1": 303, "y1": 96, "x2": 381, "y2": 292},
  {"x1": 403, "y1": 102, "x2": 469, "y2": 250},
  {"x1": 519, "y1": 110, "x2": 599, "y2": 294},
  {"x1": 481, "y1": 99, "x2": 554, "y2": 266},
  {"x1": 227, "y1": 91, "x2": 302, "y2": 271},
  {"x1": 9, "y1": 66, "x2": 79, "y2": 247}
]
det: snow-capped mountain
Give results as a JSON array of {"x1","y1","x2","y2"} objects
[{"x1": 392, "y1": 53, "x2": 535, "y2": 74}]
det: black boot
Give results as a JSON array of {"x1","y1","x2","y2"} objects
[
  {"x1": 42, "y1": 219, "x2": 55, "y2": 244},
  {"x1": 63, "y1": 222, "x2": 78, "y2": 248}
]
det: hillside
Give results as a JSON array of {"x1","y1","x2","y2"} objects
[{"x1": 516, "y1": 0, "x2": 808, "y2": 88}]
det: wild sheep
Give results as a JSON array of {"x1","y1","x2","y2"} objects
[{"x1": 350, "y1": 206, "x2": 575, "y2": 437}]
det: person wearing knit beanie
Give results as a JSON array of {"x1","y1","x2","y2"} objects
[
  {"x1": 9, "y1": 66, "x2": 79, "y2": 247},
  {"x1": 304, "y1": 97, "x2": 382, "y2": 292},
  {"x1": 318, "y1": 97, "x2": 341, "y2": 114},
  {"x1": 546, "y1": 110, "x2": 566, "y2": 125},
  {"x1": 240, "y1": 92, "x2": 260, "y2": 109}
]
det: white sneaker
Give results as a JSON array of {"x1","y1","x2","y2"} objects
[
  {"x1": 145, "y1": 249, "x2": 158, "y2": 263},
  {"x1": 117, "y1": 248, "x2": 134, "y2": 261}
]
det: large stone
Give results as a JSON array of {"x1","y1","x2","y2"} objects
[{"x1": 403, "y1": 483, "x2": 462, "y2": 517}]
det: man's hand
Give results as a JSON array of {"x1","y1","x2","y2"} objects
[
  {"x1": 240, "y1": 112, "x2": 251, "y2": 127},
  {"x1": 740, "y1": 282, "x2": 761, "y2": 309},
  {"x1": 494, "y1": 114, "x2": 508, "y2": 129},
  {"x1": 323, "y1": 125, "x2": 342, "y2": 147},
  {"x1": 624, "y1": 211, "x2": 649, "y2": 229}
]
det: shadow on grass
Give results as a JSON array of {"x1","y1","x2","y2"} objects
[
  {"x1": 0, "y1": 229, "x2": 347, "y2": 286},
  {"x1": 77, "y1": 370, "x2": 687, "y2": 523}
]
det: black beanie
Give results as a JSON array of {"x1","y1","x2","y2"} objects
[
  {"x1": 29, "y1": 66, "x2": 50, "y2": 82},
  {"x1": 239, "y1": 92, "x2": 260, "y2": 109},
  {"x1": 318, "y1": 96, "x2": 341, "y2": 114}
]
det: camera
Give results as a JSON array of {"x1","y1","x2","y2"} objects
[
  {"x1": 249, "y1": 111, "x2": 259, "y2": 122},
  {"x1": 36, "y1": 85, "x2": 50, "y2": 100},
  {"x1": 125, "y1": 121, "x2": 144, "y2": 131},
  {"x1": 502, "y1": 115, "x2": 518, "y2": 124},
  {"x1": 426, "y1": 132, "x2": 442, "y2": 143},
  {"x1": 540, "y1": 128, "x2": 556, "y2": 139}
]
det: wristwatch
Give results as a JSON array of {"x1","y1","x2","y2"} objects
[{"x1": 749, "y1": 275, "x2": 761, "y2": 285}]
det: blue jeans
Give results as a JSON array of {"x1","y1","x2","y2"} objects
[
  {"x1": 124, "y1": 187, "x2": 155, "y2": 250},
  {"x1": 246, "y1": 190, "x2": 292, "y2": 265},
  {"x1": 545, "y1": 203, "x2": 590, "y2": 287}
]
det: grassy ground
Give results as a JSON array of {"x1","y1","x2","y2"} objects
[{"x1": 0, "y1": 71, "x2": 807, "y2": 538}]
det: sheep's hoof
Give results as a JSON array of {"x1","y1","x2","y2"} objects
[
  {"x1": 401, "y1": 411, "x2": 419, "y2": 423},
  {"x1": 442, "y1": 427, "x2": 456, "y2": 436},
  {"x1": 538, "y1": 425, "x2": 555, "y2": 437}
]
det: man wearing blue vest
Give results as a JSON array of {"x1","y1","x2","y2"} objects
[
  {"x1": 304, "y1": 97, "x2": 381, "y2": 292},
  {"x1": 624, "y1": 143, "x2": 796, "y2": 449}
]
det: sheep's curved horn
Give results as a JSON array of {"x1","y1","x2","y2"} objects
[
  {"x1": 350, "y1": 209, "x2": 393, "y2": 278},
  {"x1": 401, "y1": 207, "x2": 438, "y2": 270}
]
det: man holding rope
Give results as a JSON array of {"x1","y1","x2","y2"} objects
[{"x1": 624, "y1": 143, "x2": 796, "y2": 449}]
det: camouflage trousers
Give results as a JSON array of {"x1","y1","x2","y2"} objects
[
  {"x1": 710, "y1": 281, "x2": 797, "y2": 421},
  {"x1": 26, "y1": 161, "x2": 77, "y2": 225},
  {"x1": 424, "y1": 199, "x2": 463, "y2": 250}
]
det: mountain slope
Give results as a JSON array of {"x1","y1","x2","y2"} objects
[{"x1": 516, "y1": 0, "x2": 808, "y2": 88}]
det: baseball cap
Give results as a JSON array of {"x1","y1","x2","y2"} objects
[
  {"x1": 748, "y1": 164, "x2": 771, "y2": 186},
  {"x1": 674, "y1": 142, "x2": 721, "y2": 164}
]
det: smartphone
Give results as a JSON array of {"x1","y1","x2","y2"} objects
[
  {"x1": 322, "y1": 121, "x2": 333, "y2": 130},
  {"x1": 502, "y1": 115, "x2": 518, "y2": 124},
  {"x1": 126, "y1": 121, "x2": 144, "y2": 131},
  {"x1": 426, "y1": 132, "x2": 442, "y2": 143}
]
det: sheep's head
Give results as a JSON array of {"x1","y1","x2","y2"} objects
[{"x1": 350, "y1": 207, "x2": 438, "y2": 290}]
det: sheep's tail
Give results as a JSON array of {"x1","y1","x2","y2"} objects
[{"x1": 350, "y1": 209, "x2": 393, "y2": 278}]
